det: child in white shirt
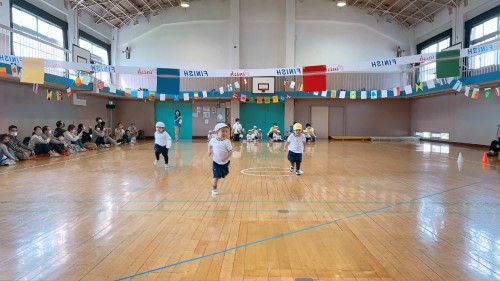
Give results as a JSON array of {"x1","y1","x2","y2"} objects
[
  {"x1": 154, "y1": 122, "x2": 172, "y2": 169},
  {"x1": 283, "y1": 123, "x2": 306, "y2": 175},
  {"x1": 208, "y1": 123, "x2": 233, "y2": 195}
]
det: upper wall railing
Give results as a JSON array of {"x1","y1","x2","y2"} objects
[
  {"x1": 0, "y1": 24, "x2": 70, "y2": 77},
  {"x1": 1, "y1": 23, "x2": 499, "y2": 95}
]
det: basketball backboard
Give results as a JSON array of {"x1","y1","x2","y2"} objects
[{"x1": 252, "y1": 77, "x2": 275, "y2": 94}]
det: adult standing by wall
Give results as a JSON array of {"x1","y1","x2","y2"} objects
[{"x1": 173, "y1": 109, "x2": 182, "y2": 143}]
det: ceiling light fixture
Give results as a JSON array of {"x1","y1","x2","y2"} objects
[
  {"x1": 180, "y1": 0, "x2": 190, "y2": 8},
  {"x1": 337, "y1": 0, "x2": 346, "y2": 7}
]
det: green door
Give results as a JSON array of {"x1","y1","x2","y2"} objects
[
  {"x1": 240, "y1": 103, "x2": 285, "y2": 136},
  {"x1": 155, "y1": 102, "x2": 192, "y2": 139}
]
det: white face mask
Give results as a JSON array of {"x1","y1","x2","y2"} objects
[
  {"x1": 48, "y1": 130, "x2": 52, "y2": 135},
  {"x1": 71, "y1": 130, "x2": 76, "y2": 133},
  {"x1": 58, "y1": 136, "x2": 64, "y2": 141},
  {"x1": 36, "y1": 130, "x2": 42, "y2": 135},
  {"x1": 10, "y1": 132, "x2": 17, "y2": 137},
  {"x1": 96, "y1": 128, "x2": 101, "y2": 131}
]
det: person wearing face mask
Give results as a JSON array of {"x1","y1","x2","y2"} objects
[
  {"x1": 64, "y1": 124, "x2": 87, "y2": 152},
  {"x1": 0, "y1": 134, "x2": 17, "y2": 165},
  {"x1": 28, "y1": 126, "x2": 61, "y2": 157},
  {"x1": 77, "y1": 124, "x2": 97, "y2": 150},
  {"x1": 53, "y1": 120, "x2": 67, "y2": 139},
  {"x1": 114, "y1": 122, "x2": 130, "y2": 144},
  {"x1": 92, "y1": 117, "x2": 120, "y2": 147},
  {"x1": 5, "y1": 125, "x2": 34, "y2": 160},
  {"x1": 41, "y1": 126, "x2": 69, "y2": 156}
]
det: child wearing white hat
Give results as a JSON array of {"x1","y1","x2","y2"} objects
[
  {"x1": 208, "y1": 123, "x2": 233, "y2": 195},
  {"x1": 283, "y1": 123, "x2": 306, "y2": 175},
  {"x1": 154, "y1": 121, "x2": 172, "y2": 168}
]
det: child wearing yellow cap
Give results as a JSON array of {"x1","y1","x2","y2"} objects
[{"x1": 283, "y1": 123, "x2": 306, "y2": 175}]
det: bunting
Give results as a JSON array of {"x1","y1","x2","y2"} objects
[
  {"x1": 33, "y1": 83, "x2": 39, "y2": 94},
  {"x1": 46, "y1": 89, "x2": 52, "y2": 101},
  {"x1": 56, "y1": 90, "x2": 63, "y2": 101}
]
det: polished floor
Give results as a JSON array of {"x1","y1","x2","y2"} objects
[{"x1": 0, "y1": 140, "x2": 499, "y2": 281}]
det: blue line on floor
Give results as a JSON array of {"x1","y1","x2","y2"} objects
[{"x1": 114, "y1": 177, "x2": 496, "y2": 281}]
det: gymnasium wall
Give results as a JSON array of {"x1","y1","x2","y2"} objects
[
  {"x1": 294, "y1": 99, "x2": 411, "y2": 136},
  {"x1": 115, "y1": 0, "x2": 410, "y2": 68},
  {"x1": 114, "y1": 100, "x2": 155, "y2": 137},
  {"x1": 410, "y1": 92, "x2": 500, "y2": 146},
  {"x1": 0, "y1": 80, "x2": 109, "y2": 140}
]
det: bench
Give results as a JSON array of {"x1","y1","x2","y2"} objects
[
  {"x1": 370, "y1": 136, "x2": 420, "y2": 142},
  {"x1": 329, "y1": 136, "x2": 371, "y2": 141}
]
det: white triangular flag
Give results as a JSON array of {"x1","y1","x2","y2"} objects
[
  {"x1": 452, "y1": 80, "x2": 463, "y2": 92},
  {"x1": 381, "y1": 90, "x2": 388, "y2": 98},
  {"x1": 137, "y1": 90, "x2": 143, "y2": 99},
  {"x1": 202, "y1": 90, "x2": 208, "y2": 98},
  {"x1": 426, "y1": 79, "x2": 435, "y2": 89},
  {"x1": 404, "y1": 85, "x2": 412, "y2": 95},
  {"x1": 109, "y1": 84, "x2": 116, "y2": 93},
  {"x1": 464, "y1": 86, "x2": 470, "y2": 97},
  {"x1": 183, "y1": 93, "x2": 189, "y2": 101},
  {"x1": 370, "y1": 90, "x2": 377, "y2": 99},
  {"x1": 290, "y1": 81, "x2": 295, "y2": 89},
  {"x1": 234, "y1": 81, "x2": 240, "y2": 89},
  {"x1": 361, "y1": 91, "x2": 367, "y2": 99},
  {"x1": 160, "y1": 94, "x2": 165, "y2": 101},
  {"x1": 81, "y1": 76, "x2": 91, "y2": 85},
  {"x1": 313, "y1": 91, "x2": 319, "y2": 96},
  {"x1": 219, "y1": 87, "x2": 224, "y2": 95},
  {"x1": 339, "y1": 91, "x2": 346, "y2": 99},
  {"x1": 321, "y1": 91, "x2": 327, "y2": 97}
]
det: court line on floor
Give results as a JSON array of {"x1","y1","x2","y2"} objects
[
  {"x1": 1, "y1": 209, "x2": 498, "y2": 215},
  {"x1": 114, "y1": 176, "x2": 497, "y2": 281},
  {"x1": 373, "y1": 142, "x2": 500, "y2": 167},
  {"x1": 3, "y1": 199, "x2": 498, "y2": 205},
  {"x1": 0, "y1": 143, "x2": 148, "y2": 175}
]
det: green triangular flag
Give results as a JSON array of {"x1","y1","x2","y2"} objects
[
  {"x1": 484, "y1": 88, "x2": 492, "y2": 99},
  {"x1": 436, "y1": 50, "x2": 460, "y2": 78}
]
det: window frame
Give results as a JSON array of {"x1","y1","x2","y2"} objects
[
  {"x1": 416, "y1": 29, "x2": 452, "y2": 82},
  {"x1": 10, "y1": 0, "x2": 68, "y2": 50}
]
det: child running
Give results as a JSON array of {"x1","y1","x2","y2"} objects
[
  {"x1": 208, "y1": 123, "x2": 233, "y2": 195},
  {"x1": 283, "y1": 122, "x2": 306, "y2": 175},
  {"x1": 154, "y1": 122, "x2": 172, "y2": 169}
]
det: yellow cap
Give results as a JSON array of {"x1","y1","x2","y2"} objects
[{"x1": 293, "y1": 123, "x2": 302, "y2": 130}]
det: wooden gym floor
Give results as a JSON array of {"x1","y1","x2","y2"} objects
[{"x1": 0, "y1": 140, "x2": 499, "y2": 281}]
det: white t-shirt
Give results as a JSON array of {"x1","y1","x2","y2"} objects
[
  {"x1": 209, "y1": 137, "x2": 233, "y2": 164},
  {"x1": 233, "y1": 122, "x2": 242, "y2": 134},
  {"x1": 155, "y1": 131, "x2": 172, "y2": 148},
  {"x1": 286, "y1": 133, "x2": 306, "y2": 153}
]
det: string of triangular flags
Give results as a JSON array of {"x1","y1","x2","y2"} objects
[
  {"x1": 26, "y1": 74, "x2": 500, "y2": 104},
  {"x1": 450, "y1": 80, "x2": 500, "y2": 100}
]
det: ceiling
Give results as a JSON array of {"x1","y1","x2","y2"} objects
[
  {"x1": 68, "y1": 0, "x2": 185, "y2": 28},
  {"x1": 348, "y1": 0, "x2": 461, "y2": 28},
  {"x1": 69, "y1": 0, "x2": 462, "y2": 29}
]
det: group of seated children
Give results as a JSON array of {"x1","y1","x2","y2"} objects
[{"x1": 0, "y1": 118, "x2": 140, "y2": 166}]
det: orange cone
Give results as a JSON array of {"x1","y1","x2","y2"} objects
[{"x1": 482, "y1": 152, "x2": 489, "y2": 164}]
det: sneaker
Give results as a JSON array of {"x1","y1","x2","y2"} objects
[
  {"x1": 164, "y1": 164, "x2": 169, "y2": 169},
  {"x1": 211, "y1": 188, "x2": 218, "y2": 195},
  {"x1": 49, "y1": 151, "x2": 61, "y2": 157},
  {"x1": 296, "y1": 170, "x2": 304, "y2": 175},
  {"x1": 116, "y1": 142, "x2": 122, "y2": 146},
  {"x1": 486, "y1": 150, "x2": 498, "y2": 156},
  {"x1": 289, "y1": 166, "x2": 294, "y2": 172},
  {"x1": 154, "y1": 160, "x2": 159, "y2": 165}
]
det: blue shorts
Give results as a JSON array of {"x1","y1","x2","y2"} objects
[
  {"x1": 288, "y1": 151, "x2": 302, "y2": 162},
  {"x1": 213, "y1": 161, "x2": 230, "y2": 179}
]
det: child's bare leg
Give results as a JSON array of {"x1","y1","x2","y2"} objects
[{"x1": 212, "y1": 178, "x2": 219, "y2": 188}]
